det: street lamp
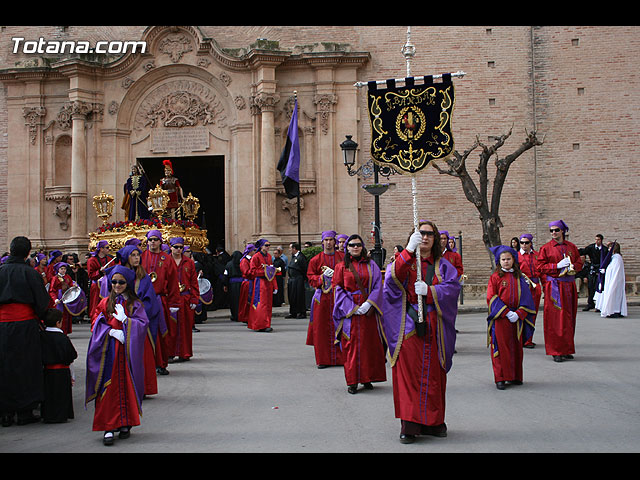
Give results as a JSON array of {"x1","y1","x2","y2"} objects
[{"x1": 340, "y1": 134, "x2": 396, "y2": 268}]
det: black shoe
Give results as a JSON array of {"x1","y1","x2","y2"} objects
[
  {"x1": 192, "y1": 327, "x2": 200, "y2": 332},
  {"x1": 553, "y1": 355, "x2": 564, "y2": 363},
  {"x1": 16, "y1": 413, "x2": 40, "y2": 426},
  {"x1": 103, "y1": 431, "x2": 115, "y2": 446},
  {"x1": 156, "y1": 367, "x2": 170, "y2": 375},
  {"x1": 424, "y1": 423, "x2": 448, "y2": 437},
  {"x1": 317, "y1": 365, "x2": 328, "y2": 369},
  {"x1": 582, "y1": 306, "x2": 593, "y2": 311},
  {"x1": 285, "y1": 314, "x2": 296, "y2": 319},
  {"x1": 363, "y1": 382, "x2": 373, "y2": 390},
  {"x1": 1, "y1": 414, "x2": 14, "y2": 427},
  {"x1": 508, "y1": 380, "x2": 523, "y2": 385},
  {"x1": 118, "y1": 426, "x2": 131, "y2": 439},
  {"x1": 347, "y1": 385, "x2": 358, "y2": 394},
  {"x1": 258, "y1": 327, "x2": 273, "y2": 332},
  {"x1": 496, "y1": 381, "x2": 506, "y2": 390},
  {"x1": 563, "y1": 354, "x2": 574, "y2": 360},
  {"x1": 296, "y1": 313, "x2": 307, "y2": 319},
  {"x1": 399, "y1": 433, "x2": 416, "y2": 444},
  {"x1": 524, "y1": 342, "x2": 536, "y2": 349}
]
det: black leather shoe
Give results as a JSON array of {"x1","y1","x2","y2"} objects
[
  {"x1": 296, "y1": 313, "x2": 307, "y2": 319},
  {"x1": 496, "y1": 381, "x2": 506, "y2": 390},
  {"x1": 156, "y1": 367, "x2": 170, "y2": 375},
  {"x1": 424, "y1": 423, "x2": 448, "y2": 437},
  {"x1": 563, "y1": 354, "x2": 574, "y2": 360},
  {"x1": 347, "y1": 385, "x2": 358, "y2": 394},
  {"x1": 399, "y1": 434, "x2": 416, "y2": 444},
  {"x1": 16, "y1": 413, "x2": 40, "y2": 425},
  {"x1": 509, "y1": 380, "x2": 523, "y2": 385},
  {"x1": 258, "y1": 327, "x2": 273, "y2": 332},
  {"x1": 1, "y1": 415, "x2": 14, "y2": 427},
  {"x1": 553, "y1": 355, "x2": 564, "y2": 362},
  {"x1": 317, "y1": 365, "x2": 328, "y2": 369},
  {"x1": 118, "y1": 426, "x2": 131, "y2": 439},
  {"x1": 103, "y1": 431, "x2": 114, "y2": 446},
  {"x1": 582, "y1": 306, "x2": 593, "y2": 311},
  {"x1": 363, "y1": 382, "x2": 373, "y2": 390},
  {"x1": 285, "y1": 314, "x2": 296, "y2": 319}
]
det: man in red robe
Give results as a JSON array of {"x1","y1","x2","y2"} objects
[
  {"x1": 169, "y1": 237, "x2": 199, "y2": 362},
  {"x1": 306, "y1": 230, "x2": 344, "y2": 368},
  {"x1": 141, "y1": 229, "x2": 180, "y2": 374},
  {"x1": 86, "y1": 241, "x2": 113, "y2": 318},
  {"x1": 439, "y1": 230, "x2": 463, "y2": 279},
  {"x1": 517, "y1": 233, "x2": 542, "y2": 348},
  {"x1": 247, "y1": 239, "x2": 278, "y2": 332},
  {"x1": 535, "y1": 220, "x2": 583, "y2": 363}
]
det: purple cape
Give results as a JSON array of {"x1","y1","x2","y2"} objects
[
  {"x1": 85, "y1": 298, "x2": 149, "y2": 410},
  {"x1": 333, "y1": 260, "x2": 383, "y2": 341},
  {"x1": 487, "y1": 274, "x2": 536, "y2": 356},
  {"x1": 381, "y1": 256, "x2": 460, "y2": 373}
]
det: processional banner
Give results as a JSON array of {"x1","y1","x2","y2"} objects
[{"x1": 367, "y1": 74, "x2": 455, "y2": 175}]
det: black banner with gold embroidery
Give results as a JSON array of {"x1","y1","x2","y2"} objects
[{"x1": 367, "y1": 74, "x2": 455, "y2": 175}]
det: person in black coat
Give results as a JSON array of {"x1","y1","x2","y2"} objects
[
  {"x1": 222, "y1": 251, "x2": 244, "y2": 322},
  {"x1": 272, "y1": 247, "x2": 286, "y2": 307},
  {"x1": 0, "y1": 236, "x2": 51, "y2": 427},
  {"x1": 286, "y1": 242, "x2": 308, "y2": 319},
  {"x1": 40, "y1": 308, "x2": 77, "y2": 423},
  {"x1": 579, "y1": 234, "x2": 607, "y2": 311}
]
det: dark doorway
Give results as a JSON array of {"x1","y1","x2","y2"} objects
[{"x1": 137, "y1": 155, "x2": 225, "y2": 251}]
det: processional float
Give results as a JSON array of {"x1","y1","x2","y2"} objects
[{"x1": 355, "y1": 26, "x2": 465, "y2": 329}]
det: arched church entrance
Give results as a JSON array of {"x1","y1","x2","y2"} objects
[{"x1": 137, "y1": 155, "x2": 225, "y2": 252}]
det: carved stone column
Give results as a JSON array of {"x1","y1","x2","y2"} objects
[
  {"x1": 255, "y1": 92, "x2": 280, "y2": 236},
  {"x1": 69, "y1": 101, "x2": 92, "y2": 242}
]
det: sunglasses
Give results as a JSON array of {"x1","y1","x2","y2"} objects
[
  {"x1": 520, "y1": 240, "x2": 531, "y2": 244},
  {"x1": 148, "y1": 237, "x2": 160, "y2": 241},
  {"x1": 549, "y1": 228, "x2": 561, "y2": 233},
  {"x1": 111, "y1": 279, "x2": 127, "y2": 286},
  {"x1": 172, "y1": 245, "x2": 184, "y2": 249},
  {"x1": 419, "y1": 230, "x2": 436, "y2": 237},
  {"x1": 347, "y1": 243, "x2": 363, "y2": 248}
]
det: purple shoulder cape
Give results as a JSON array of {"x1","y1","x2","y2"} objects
[
  {"x1": 381, "y1": 255, "x2": 460, "y2": 372},
  {"x1": 85, "y1": 298, "x2": 149, "y2": 410},
  {"x1": 333, "y1": 260, "x2": 383, "y2": 341}
]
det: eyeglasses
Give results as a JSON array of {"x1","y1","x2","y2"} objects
[
  {"x1": 549, "y1": 228, "x2": 561, "y2": 233},
  {"x1": 148, "y1": 237, "x2": 160, "y2": 242},
  {"x1": 111, "y1": 279, "x2": 127, "y2": 286},
  {"x1": 264, "y1": 244, "x2": 270, "y2": 247},
  {"x1": 520, "y1": 241, "x2": 531, "y2": 244},
  {"x1": 172, "y1": 245, "x2": 184, "y2": 249},
  {"x1": 347, "y1": 243, "x2": 363, "y2": 248},
  {"x1": 419, "y1": 230, "x2": 436, "y2": 237}
]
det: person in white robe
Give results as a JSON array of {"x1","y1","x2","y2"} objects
[{"x1": 594, "y1": 242, "x2": 627, "y2": 318}]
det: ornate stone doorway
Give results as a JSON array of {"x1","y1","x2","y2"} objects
[{"x1": 137, "y1": 155, "x2": 225, "y2": 251}]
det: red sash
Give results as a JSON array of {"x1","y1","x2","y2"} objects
[
  {"x1": 0, "y1": 303, "x2": 36, "y2": 322},
  {"x1": 44, "y1": 364, "x2": 69, "y2": 370}
]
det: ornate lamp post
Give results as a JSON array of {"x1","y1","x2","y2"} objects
[
  {"x1": 92, "y1": 190, "x2": 115, "y2": 225},
  {"x1": 181, "y1": 192, "x2": 201, "y2": 221},
  {"x1": 340, "y1": 135, "x2": 397, "y2": 268},
  {"x1": 147, "y1": 184, "x2": 169, "y2": 218}
]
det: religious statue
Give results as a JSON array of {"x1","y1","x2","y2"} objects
[
  {"x1": 160, "y1": 159, "x2": 184, "y2": 219},
  {"x1": 122, "y1": 164, "x2": 150, "y2": 221}
]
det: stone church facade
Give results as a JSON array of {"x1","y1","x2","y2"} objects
[{"x1": 1, "y1": 26, "x2": 638, "y2": 283}]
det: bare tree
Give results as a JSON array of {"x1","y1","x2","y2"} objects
[{"x1": 432, "y1": 126, "x2": 544, "y2": 263}]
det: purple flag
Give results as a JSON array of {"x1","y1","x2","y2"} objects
[{"x1": 277, "y1": 99, "x2": 300, "y2": 199}]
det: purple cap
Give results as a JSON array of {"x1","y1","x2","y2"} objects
[
  {"x1": 490, "y1": 245, "x2": 519, "y2": 266},
  {"x1": 125, "y1": 238, "x2": 142, "y2": 247},
  {"x1": 54, "y1": 261, "x2": 69, "y2": 273},
  {"x1": 520, "y1": 233, "x2": 533, "y2": 241},
  {"x1": 146, "y1": 229, "x2": 163, "y2": 240},
  {"x1": 107, "y1": 264, "x2": 136, "y2": 289},
  {"x1": 170, "y1": 237, "x2": 184, "y2": 246},
  {"x1": 243, "y1": 243, "x2": 255, "y2": 256},
  {"x1": 549, "y1": 220, "x2": 569, "y2": 232},
  {"x1": 322, "y1": 230, "x2": 337, "y2": 240}
]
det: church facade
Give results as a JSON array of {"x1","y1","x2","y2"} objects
[{"x1": 1, "y1": 26, "x2": 638, "y2": 282}]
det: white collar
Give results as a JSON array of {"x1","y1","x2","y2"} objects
[
  {"x1": 45, "y1": 327, "x2": 63, "y2": 333},
  {"x1": 501, "y1": 268, "x2": 514, "y2": 273}
]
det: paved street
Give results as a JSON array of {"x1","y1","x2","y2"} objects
[{"x1": 1, "y1": 300, "x2": 639, "y2": 453}]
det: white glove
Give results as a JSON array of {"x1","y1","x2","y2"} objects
[
  {"x1": 112, "y1": 303, "x2": 127, "y2": 323},
  {"x1": 273, "y1": 289, "x2": 278, "y2": 294},
  {"x1": 170, "y1": 307, "x2": 179, "y2": 315},
  {"x1": 323, "y1": 268, "x2": 334, "y2": 278},
  {"x1": 190, "y1": 304, "x2": 197, "y2": 310},
  {"x1": 109, "y1": 329, "x2": 125, "y2": 344},
  {"x1": 355, "y1": 301, "x2": 372, "y2": 315},
  {"x1": 414, "y1": 280, "x2": 428, "y2": 296},
  {"x1": 557, "y1": 257, "x2": 571, "y2": 269},
  {"x1": 599, "y1": 268, "x2": 605, "y2": 274},
  {"x1": 506, "y1": 311, "x2": 519, "y2": 323},
  {"x1": 406, "y1": 231, "x2": 423, "y2": 253}
]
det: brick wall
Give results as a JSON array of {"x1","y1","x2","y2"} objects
[{"x1": 0, "y1": 26, "x2": 637, "y2": 283}]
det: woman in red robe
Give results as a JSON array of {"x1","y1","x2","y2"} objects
[
  {"x1": 86, "y1": 265, "x2": 148, "y2": 446},
  {"x1": 486, "y1": 246, "x2": 536, "y2": 390},
  {"x1": 332, "y1": 234, "x2": 386, "y2": 394},
  {"x1": 517, "y1": 233, "x2": 542, "y2": 348},
  {"x1": 49, "y1": 262, "x2": 74, "y2": 334},
  {"x1": 247, "y1": 239, "x2": 278, "y2": 332},
  {"x1": 170, "y1": 237, "x2": 199, "y2": 361}
]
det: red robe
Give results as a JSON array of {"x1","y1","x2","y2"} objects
[
  {"x1": 247, "y1": 251, "x2": 277, "y2": 331},
  {"x1": 174, "y1": 255, "x2": 199, "y2": 360},
  {"x1": 332, "y1": 258, "x2": 386, "y2": 387},
  {"x1": 238, "y1": 256, "x2": 253, "y2": 324},
  {"x1": 141, "y1": 250, "x2": 180, "y2": 368},
  {"x1": 49, "y1": 274, "x2": 74, "y2": 334},
  {"x1": 306, "y1": 251, "x2": 344, "y2": 366},
  {"x1": 518, "y1": 249, "x2": 542, "y2": 345},
  {"x1": 486, "y1": 271, "x2": 528, "y2": 383},
  {"x1": 535, "y1": 239, "x2": 583, "y2": 356},
  {"x1": 87, "y1": 254, "x2": 113, "y2": 318},
  {"x1": 442, "y1": 249, "x2": 464, "y2": 279},
  {"x1": 390, "y1": 249, "x2": 449, "y2": 430}
]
